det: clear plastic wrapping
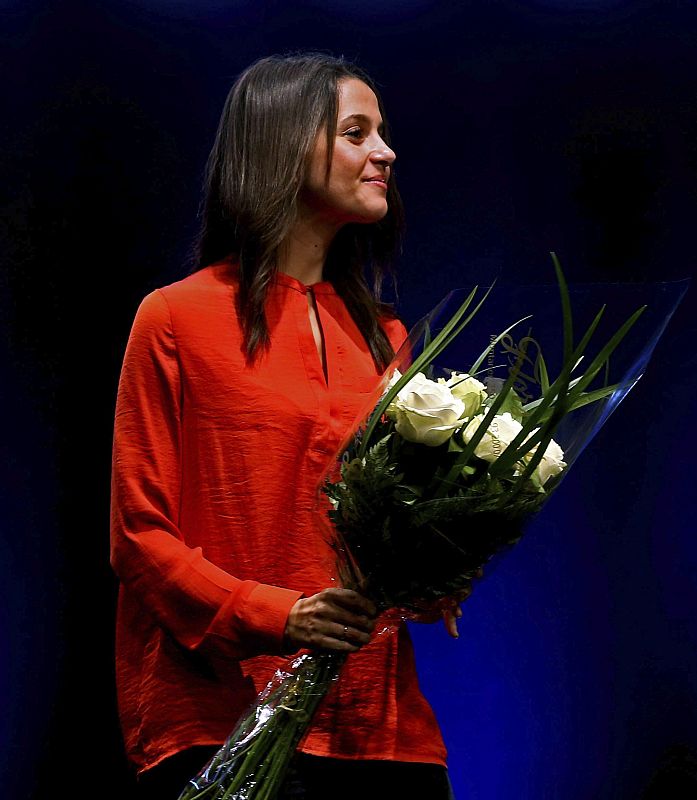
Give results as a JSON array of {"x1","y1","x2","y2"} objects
[
  {"x1": 177, "y1": 260, "x2": 688, "y2": 800},
  {"x1": 178, "y1": 652, "x2": 346, "y2": 800}
]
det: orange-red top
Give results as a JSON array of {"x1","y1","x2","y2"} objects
[{"x1": 109, "y1": 259, "x2": 447, "y2": 774}]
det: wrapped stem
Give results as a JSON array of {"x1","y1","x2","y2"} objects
[{"x1": 178, "y1": 652, "x2": 346, "y2": 800}]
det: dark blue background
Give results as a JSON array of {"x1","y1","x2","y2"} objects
[{"x1": 2, "y1": 1, "x2": 696, "y2": 797}]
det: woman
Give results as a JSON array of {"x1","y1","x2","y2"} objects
[{"x1": 110, "y1": 52, "x2": 462, "y2": 799}]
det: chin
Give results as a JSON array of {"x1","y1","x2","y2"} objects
[{"x1": 351, "y1": 204, "x2": 389, "y2": 225}]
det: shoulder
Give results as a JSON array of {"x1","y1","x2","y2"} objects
[
  {"x1": 156, "y1": 259, "x2": 239, "y2": 310},
  {"x1": 134, "y1": 259, "x2": 239, "y2": 332},
  {"x1": 125, "y1": 260, "x2": 241, "y2": 358}
]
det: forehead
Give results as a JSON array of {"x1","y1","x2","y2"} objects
[{"x1": 337, "y1": 78, "x2": 382, "y2": 121}]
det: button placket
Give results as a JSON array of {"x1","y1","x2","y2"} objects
[
  {"x1": 305, "y1": 286, "x2": 328, "y2": 388},
  {"x1": 292, "y1": 288, "x2": 331, "y2": 456}
]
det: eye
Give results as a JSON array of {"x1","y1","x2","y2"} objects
[{"x1": 343, "y1": 127, "x2": 365, "y2": 140}]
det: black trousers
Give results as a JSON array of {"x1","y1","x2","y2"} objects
[{"x1": 135, "y1": 745, "x2": 456, "y2": 800}]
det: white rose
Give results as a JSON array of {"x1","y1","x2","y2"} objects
[
  {"x1": 461, "y1": 411, "x2": 523, "y2": 463},
  {"x1": 521, "y1": 430, "x2": 567, "y2": 486},
  {"x1": 387, "y1": 371, "x2": 465, "y2": 446},
  {"x1": 377, "y1": 367, "x2": 404, "y2": 404},
  {"x1": 445, "y1": 372, "x2": 487, "y2": 418},
  {"x1": 385, "y1": 368, "x2": 403, "y2": 393}
]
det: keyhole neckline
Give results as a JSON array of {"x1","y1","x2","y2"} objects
[{"x1": 273, "y1": 270, "x2": 336, "y2": 295}]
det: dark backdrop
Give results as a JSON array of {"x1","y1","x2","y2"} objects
[{"x1": 2, "y1": 1, "x2": 696, "y2": 798}]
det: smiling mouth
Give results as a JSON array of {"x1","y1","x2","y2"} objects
[{"x1": 362, "y1": 178, "x2": 388, "y2": 188}]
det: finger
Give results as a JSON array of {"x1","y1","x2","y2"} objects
[
  {"x1": 317, "y1": 634, "x2": 361, "y2": 653},
  {"x1": 442, "y1": 609, "x2": 459, "y2": 639},
  {"x1": 354, "y1": 614, "x2": 377, "y2": 633},
  {"x1": 325, "y1": 608, "x2": 376, "y2": 634},
  {"x1": 325, "y1": 589, "x2": 378, "y2": 618},
  {"x1": 330, "y1": 621, "x2": 371, "y2": 647},
  {"x1": 298, "y1": 621, "x2": 362, "y2": 653}
]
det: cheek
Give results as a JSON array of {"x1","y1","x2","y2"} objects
[
  {"x1": 302, "y1": 164, "x2": 332, "y2": 205},
  {"x1": 331, "y1": 147, "x2": 363, "y2": 180}
]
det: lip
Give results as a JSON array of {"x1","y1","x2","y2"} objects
[{"x1": 362, "y1": 176, "x2": 388, "y2": 188}]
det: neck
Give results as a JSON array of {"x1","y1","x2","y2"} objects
[{"x1": 277, "y1": 205, "x2": 343, "y2": 285}]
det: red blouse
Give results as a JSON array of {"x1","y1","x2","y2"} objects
[{"x1": 109, "y1": 259, "x2": 447, "y2": 774}]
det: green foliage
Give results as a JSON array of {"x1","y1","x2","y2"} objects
[
  {"x1": 323, "y1": 428, "x2": 547, "y2": 609},
  {"x1": 485, "y1": 386, "x2": 524, "y2": 422},
  {"x1": 323, "y1": 253, "x2": 646, "y2": 612}
]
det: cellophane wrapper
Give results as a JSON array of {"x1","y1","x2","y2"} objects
[
  {"x1": 177, "y1": 651, "x2": 346, "y2": 800},
  {"x1": 318, "y1": 276, "x2": 688, "y2": 614},
  {"x1": 178, "y1": 271, "x2": 688, "y2": 800}
]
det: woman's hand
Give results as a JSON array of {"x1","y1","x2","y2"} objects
[
  {"x1": 284, "y1": 588, "x2": 378, "y2": 653},
  {"x1": 442, "y1": 567, "x2": 484, "y2": 638},
  {"x1": 440, "y1": 587, "x2": 471, "y2": 639},
  {"x1": 408, "y1": 568, "x2": 484, "y2": 638}
]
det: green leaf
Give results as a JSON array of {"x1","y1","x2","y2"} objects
[
  {"x1": 360, "y1": 281, "x2": 507, "y2": 459},
  {"x1": 535, "y1": 350, "x2": 550, "y2": 395},
  {"x1": 469, "y1": 315, "x2": 534, "y2": 375},
  {"x1": 448, "y1": 436, "x2": 465, "y2": 452},
  {"x1": 487, "y1": 296, "x2": 609, "y2": 476},
  {"x1": 359, "y1": 285, "x2": 483, "y2": 458},
  {"x1": 564, "y1": 305, "x2": 646, "y2": 404},
  {"x1": 537, "y1": 382, "x2": 623, "y2": 421},
  {"x1": 397, "y1": 483, "x2": 424, "y2": 498},
  {"x1": 494, "y1": 388, "x2": 524, "y2": 422},
  {"x1": 551, "y1": 251, "x2": 573, "y2": 365},
  {"x1": 430, "y1": 336, "x2": 531, "y2": 498}
]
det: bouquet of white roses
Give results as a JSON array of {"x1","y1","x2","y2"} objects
[
  {"x1": 177, "y1": 254, "x2": 686, "y2": 800},
  {"x1": 320, "y1": 253, "x2": 637, "y2": 611}
]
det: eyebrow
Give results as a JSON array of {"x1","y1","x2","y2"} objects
[{"x1": 339, "y1": 113, "x2": 385, "y2": 132}]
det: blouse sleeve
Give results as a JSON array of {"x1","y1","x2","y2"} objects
[{"x1": 109, "y1": 289, "x2": 303, "y2": 661}]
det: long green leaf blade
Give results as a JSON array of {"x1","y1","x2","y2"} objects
[
  {"x1": 551, "y1": 251, "x2": 573, "y2": 365},
  {"x1": 468, "y1": 315, "x2": 534, "y2": 375},
  {"x1": 565, "y1": 305, "x2": 646, "y2": 404},
  {"x1": 359, "y1": 285, "x2": 487, "y2": 457}
]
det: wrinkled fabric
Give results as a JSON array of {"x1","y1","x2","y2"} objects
[{"x1": 110, "y1": 258, "x2": 447, "y2": 774}]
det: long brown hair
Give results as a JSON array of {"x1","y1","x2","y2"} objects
[{"x1": 187, "y1": 52, "x2": 405, "y2": 371}]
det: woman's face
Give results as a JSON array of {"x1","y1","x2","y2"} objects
[{"x1": 300, "y1": 78, "x2": 396, "y2": 227}]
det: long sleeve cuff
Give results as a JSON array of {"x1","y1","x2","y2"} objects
[{"x1": 203, "y1": 580, "x2": 305, "y2": 659}]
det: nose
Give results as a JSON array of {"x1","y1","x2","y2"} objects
[{"x1": 370, "y1": 138, "x2": 396, "y2": 170}]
